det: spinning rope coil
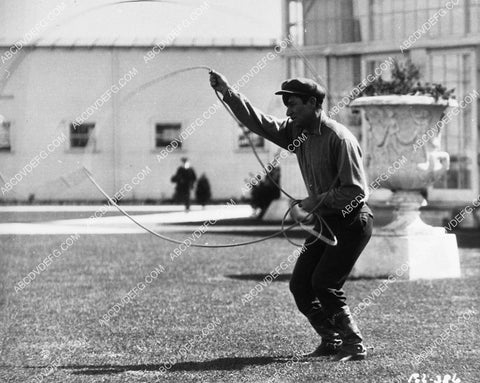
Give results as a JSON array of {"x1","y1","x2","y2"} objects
[{"x1": 84, "y1": 66, "x2": 338, "y2": 248}]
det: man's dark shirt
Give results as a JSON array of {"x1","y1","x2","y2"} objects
[{"x1": 223, "y1": 89, "x2": 369, "y2": 213}]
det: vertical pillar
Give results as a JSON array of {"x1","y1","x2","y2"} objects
[
  {"x1": 366, "y1": 0, "x2": 374, "y2": 42},
  {"x1": 111, "y1": 48, "x2": 118, "y2": 194}
]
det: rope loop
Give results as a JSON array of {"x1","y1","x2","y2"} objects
[{"x1": 85, "y1": 66, "x2": 339, "y2": 248}]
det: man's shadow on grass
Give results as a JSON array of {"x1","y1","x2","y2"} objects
[
  {"x1": 225, "y1": 274, "x2": 380, "y2": 282},
  {"x1": 226, "y1": 274, "x2": 291, "y2": 282},
  {"x1": 60, "y1": 355, "x2": 297, "y2": 376}
]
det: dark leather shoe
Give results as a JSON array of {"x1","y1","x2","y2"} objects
[
  {"x1": 302, "y1": 341, "x2": 342, "y2": 357},
  {"x1": 335, "y1": 343, "x2": 367, "y2": 361}
]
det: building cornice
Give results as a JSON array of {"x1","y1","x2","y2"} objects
[
  {"x1": 0, "y1": 37, "x2": 280, "y2": 50},
  {"x1": 282, "y1": 35, "x2": 480, "y2": 57}
]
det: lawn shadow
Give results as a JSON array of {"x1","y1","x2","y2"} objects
[
  {"x1": 225, "y1": 274, "x2": 291, "y2": 282},
  {"x1": 226, "y1": 273, "x2": 383, "y2": 282},
  {"x1": 59, "y1": 355, "x2": 296, "y2": 375}
]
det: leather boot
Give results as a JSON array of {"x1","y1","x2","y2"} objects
[
  {"x1": 332, "y1": 306, "x2": 367, "y2": 361},
  {"x1": 302, "y1": 309, "x2": 342, "y2": 357}
]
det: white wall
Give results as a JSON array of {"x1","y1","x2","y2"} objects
[{"x1": 0, "y1": 46, "x2": 293, "y2": 201}]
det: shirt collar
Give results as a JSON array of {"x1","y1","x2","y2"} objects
[{"x1": 302, "y1": 111, "x2": 325, "y2": 136}]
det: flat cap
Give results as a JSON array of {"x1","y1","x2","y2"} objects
[{"x1": 275, "y1": 78, "x2": 325, "y2": 101}]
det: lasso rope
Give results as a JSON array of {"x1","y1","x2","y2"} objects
[
  {"x1": 0, "y1": 0, "x2": 338, "y2": 248},
  {"x1": 84, "y1": 66, "x2": 338, "y2": 248}
]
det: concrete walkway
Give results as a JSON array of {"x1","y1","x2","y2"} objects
[
  {"x1": 0, "y1": 204, "x2": 293, "y2": 235},
  {"x1": 0, "y1": 204, "x2": 220, "y2": 212}
]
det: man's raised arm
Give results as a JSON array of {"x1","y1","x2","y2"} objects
[{"x1": 209, "y1": 71, "x2": 292, "y2": 150}]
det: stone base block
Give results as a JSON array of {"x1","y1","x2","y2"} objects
[{"x1": 351, "y1": 231, "x2": 461, "y2": 280}]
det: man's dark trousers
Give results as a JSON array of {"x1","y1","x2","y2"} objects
[{"x1": 289, "y1": 208, "x2": 373, "y2": 343}]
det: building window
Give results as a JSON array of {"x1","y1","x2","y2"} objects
[
  {"x1": 369, "y1": 0, "x2": 465, "y2": 42},
  {"x1": 155, "y1": 123, "x2": 181, "y2": 148},
  {"x1": 238, "y1": 131, "x2": 264, "y2": 149},
  {"x1": 0, "y1": 120, "x2": 11, "y2": 151},
  {"x1": 70, "y1": 123, "x2": 95, "y2": 148},
  {"x1": 287, "y1": 0, "x2": 304, "y2": 45},
  {"x1": 429, "y1": 51, "x2": 474, "y2": 191},
  {"x1": 293, "y1": 0, "x2": 472, "y2": 45},
  {"x1": 293, "y1": 0, "x2": 363, "y2": 45}
]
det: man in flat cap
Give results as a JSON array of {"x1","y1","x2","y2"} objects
[{"x1": 210, "y1": 72, "x2": 373, "y2": 362}]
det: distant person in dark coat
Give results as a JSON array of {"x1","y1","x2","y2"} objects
[
  {"x1": 195, "y1": 173, "x2": 212, "y2": 207},
  {"x1": 171, "y1": 157, "x2": 197, "y2": 211}
]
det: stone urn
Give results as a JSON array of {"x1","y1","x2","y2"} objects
[{"x1": 348, "y1": 95, "x2": 461, "y2": 279}]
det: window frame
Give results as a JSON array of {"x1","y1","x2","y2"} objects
[
  {"x1": 0, "y1": 120, "x2": 12, "y2": 152},
  {"x1": 69, "y1": 122, "x2": 96, "y2": 150},
  {"x1": 154, "y1": 122, "x2": 183, "y2": 149},
  {"x1": 237, "y1": 130, "x2": 265, "y2": 150},
  {"x1": 426, "y1": 48, "x2": 479, "y2": 202}
]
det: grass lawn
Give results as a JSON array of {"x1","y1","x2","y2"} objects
[{"x1": 0, "y1": 231, "x2": 478, "y2": 382}]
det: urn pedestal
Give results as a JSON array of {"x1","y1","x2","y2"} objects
[{"x1": 349, "y1": 96, "x2": 461, "y2": 280}]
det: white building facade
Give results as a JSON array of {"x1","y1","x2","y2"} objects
[{"x1": 0, "y1": 42, "x2": 292, "y2": 201}]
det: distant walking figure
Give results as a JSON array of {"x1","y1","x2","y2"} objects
[{"x1": 171, "y1": 157, "x2": 197, "y2": 211}]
